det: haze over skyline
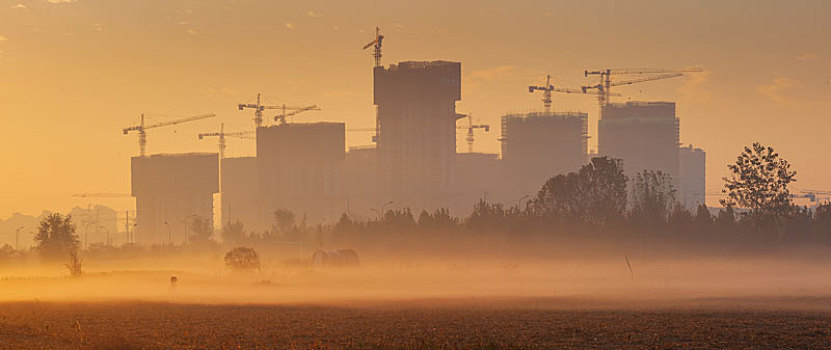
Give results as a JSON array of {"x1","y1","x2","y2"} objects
[{"x1": 0, "y1": 0, "x2": 829, "y2": 218}]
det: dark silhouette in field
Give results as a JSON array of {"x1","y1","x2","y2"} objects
[{"x1": 224, "y1": 247, "x2": 261, "y2": 272}]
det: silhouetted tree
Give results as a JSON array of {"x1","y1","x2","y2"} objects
[
  {"x1": 224, "y1": 247, "x2": 261, "y2": 272},
  {"x1": 714, "y1": 205, "x2": 738, "y2": 240},
  {"x1": 417, "y1": 208, "x2": 459, "y2": 232},
  {"x1": 221, "y1": 220, "x2": 245, "y2": 244},
  {"x1": 533, "y1": 157, "x2": 627, "y2": 230},
  {"x1": 467, "y1": 200, "x2": 511, "y2": 232},
  {"x1": 188, "y1": 216, "x2": 214, "y2": 245},
  {"x1": 65, "y1": 250, "x2": 83, "y2": 277},
  {"x1": 813, "y1": 202, "x2": 831, "y2": 243},
  {"x1": 272, "y1": 209, "x2": 296, "y2": 236},
  {"x1": 694, "y1": 204, "x2": 713, "y2": 234},
  {"x1": 668, "y1": 205, "x2": 694, "y2": 235},
  {"x1": 34, "y1": 213, "x2": 79, "y2": 261},
  {"x1": 381, "y1": 208, "x2": 416, "y2": 233},
  {"x1": 722, "y1": 143, "x2": 797, "y2": 234},
  {"x1": 629, "y1": 170, "x2": 676, "y2": 227}
]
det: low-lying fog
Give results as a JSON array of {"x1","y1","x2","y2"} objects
[{"x1": 2, "y1": 237, "x2": 830, "y2": 308}]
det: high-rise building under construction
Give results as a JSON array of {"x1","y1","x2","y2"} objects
[
  {"x1": 501, "y1": 111, "x2": 588, "y2": 197},
  {"x1": 131, "y1": 153, "x2": 218, "y2": 245},
  {"x1": 679, "y1": 145, "x2": 706, "y2": 209},
  {"x1": 598, "y1": 101, "x2": 680, "y2": 183},
  {"x1": 256, "y1": 122, "x2": 345, "y2": 224},
  {"x1": 374, "y1": 61, "x2": 461, "y2": 209}
]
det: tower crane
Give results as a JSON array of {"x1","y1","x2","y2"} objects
[
  {"x1": 198, "y1": 123, "x2": 254, "y2": 159},
  {"x1": 529, "y1": 74, "x2": 618, "y2": 113},
  {"x1": 362, "y1": 27, "x2": 384, "y2": 68},
  {"x1": 456, "y1": 114, "x2": 490, "y2": 153},
  {"x1": 582, "y1": 67, "x2": 703, "y2": 107},
  {"x1": 274, "y1": 105, "x2": 321, "y2": 125},
  {"x1": 123, "y1": 113, "x2": 216, "y2": 157},
  {"x1": 363, "y1": 27, "x2": 384, "y2": 142},
  {"x1": 238, "y1": 93, "x2": 317, "y2": 128}
]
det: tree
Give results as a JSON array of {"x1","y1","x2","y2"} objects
[
  {"x1": 629, "y1": 170, "x2": 676, "y2": 227},
  {"x1": 188, "y1": 216, "x2": 214, "y2": 245},
  {"x1": 532, "y1": 157, "x2": 628, "y2": 229},
  {"x1": 272, "y1": 209, "x2": 296, "y2": 235},
  {"x1": 34, "y1": 213, "x2": 79, "y2": 261},
  {"x1": 224, "y1": 247, "x2": 261, "y2": 272},
  {"x1": 65, "y1": 250, "x2": 83, "y2": 277},
  {"x1": 417, "y1": 208, "x2": 459, "y2": 231},
  {"x1": 722, "y1": 143, "x2": 797, "y2": 234},
  {"x1": 814, "y1": 202, "x2": 831, "y2": 243},
  {"x1": 221, "y1": 220, "x2": 245, "y2": 244},
  {"x1": 694, "y1": 204, "x2": 713, "y2": 234}
]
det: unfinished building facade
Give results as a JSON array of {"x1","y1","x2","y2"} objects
[
  {"x1": 374, "y1": 61, "x2": 461, "y2": 211},
  {"x1": 679, "y1": 145, "x2": 706, "y2": 210},
  {"x1": 501, "y1": 112, "x2": 588, "y2": 199},
  {"x1": 131, "y1": 153, "x2": 218, "y2": 245},
  {"x1": 220, "y1": 156, "x2": 260, "y2": 232},
  {"x1": 257, "y1": 122, "x2": 345, "y2": 225},
  {"x1": 342, "y1": 145, "x2": 378, "y2": 219},
  {"x1": 598, "y1": 101, "x2": 680, "y2": 184},
  {"x1": 452, "y1": 152, "x2": 502, "y2": 214}
]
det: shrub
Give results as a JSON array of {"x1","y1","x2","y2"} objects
[{"x1": 224, "y1": 247, "x2": 261, "y2": 272}]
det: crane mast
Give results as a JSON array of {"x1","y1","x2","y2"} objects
[
  {"x1": 529, "y1": 74, "x2": 619, "y2": 112},
  {"x1": 362, "y1": 27, "x2": 384, "y2": 68},
  {"x1": 456, "y1": 114, "x2": 490, "y2": 153},
  {"x1": 198, "y1": 123, "x2": 253, "y2": 159}
]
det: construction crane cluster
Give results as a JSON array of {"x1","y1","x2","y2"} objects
[
  {"x1": 237, "y1": 93, "x2": 321, "y2": 128},
  {"x1": 198, "y1": 123, "x2": 254, "y2": 160},
  {"x1": 122, "y1": 113, "x2": 216, "y2": 157},
  {"x1": 528, "y1": 68, "x2": 702, "y2": 111}
]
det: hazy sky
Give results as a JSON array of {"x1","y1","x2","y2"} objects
[{"x1": 0, "y1": 0, "x2": 829, "y2": 218}]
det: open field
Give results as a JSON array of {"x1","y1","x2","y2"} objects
[
  {"x1": 2, "y1": 247, "x2": 831, "y2": 349},
  {"x1": 0, "y1": 298, "x2": 829, "y2": 349}
]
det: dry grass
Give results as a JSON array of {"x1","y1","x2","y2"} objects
[{"x1": 0, "y1": 299, "x2": 828, "y2": 349}]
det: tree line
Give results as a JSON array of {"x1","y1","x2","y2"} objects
[{"x1": 4, "y1": 142, "x2": 830, "y2": 271}]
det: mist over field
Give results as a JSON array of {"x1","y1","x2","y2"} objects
[{"x1": 2, "y1": 235, "x2": 830, "y2": 308}]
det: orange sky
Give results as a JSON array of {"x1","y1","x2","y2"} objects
[{"x1": 0, "y1": 0, "x2": 829, "y2": 218}]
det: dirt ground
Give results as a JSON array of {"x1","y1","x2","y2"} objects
[{"x1": 0, "y1": 297, "x2": 829, "y2": 349}]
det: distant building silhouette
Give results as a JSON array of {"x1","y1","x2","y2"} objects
[
  {"x1": 598, "y1": 101, "x2": 680, "y2": 185},
  {"x1": 501, "y1": 112, "x2": 588, "y2": 198},
  {"x1": 220, "y1": 157, "x2": 259, "y2": 230},
  {"x1": 69, "y1": 205, "x2": 118, "y2": 246},
  {"x1": 342, "y1": 145, "x2": 378, "y2": 219},
  {"x1": 131, "y1": 153, "x2": 218, "y2": 245},
  {"x1": 679, "y1": 145, "x2": 706, "y2": 209},
  {"x1": 452, "y1": 152, "x2": 501, "y2": 213},
  {"x1": 256, "y1": 122, "x2": 345, "y2": 225},
  {"x1": 374, "y1": 61, "x2": 461, "y2": 211}
]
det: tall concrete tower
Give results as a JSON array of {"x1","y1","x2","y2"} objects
[
  {"x1": 373, "y1": 61, "x2": 461, "y2": 209},
  {"x1": 501, "y1": 111, "x2": 588, "y2": 197},
  {"x1": 598, "y1": 101, "x2": 680, "y2": 184},
  {"x1": 131, "y1": 153, "x2": 218, "y2": 245}
]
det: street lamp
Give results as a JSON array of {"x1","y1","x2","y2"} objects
[
  {"x1": 183, "y1": 214, "x2": 197, "y2": 244},
  {"x1": 84, "y1": 221, "x2": 98, "y2": 250},
  {"x1": 371, "y1": 201, "x2": 395, "y2": 220},
  {"x1": 99, "y1": 225, "x2": 110, "y2": 246},
  {"x1": 14, "y1": 226, "x2": 24, "y2": 251},
  {"x1": 163, "y1": 221, "x2": 172, "y2": 246}
]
